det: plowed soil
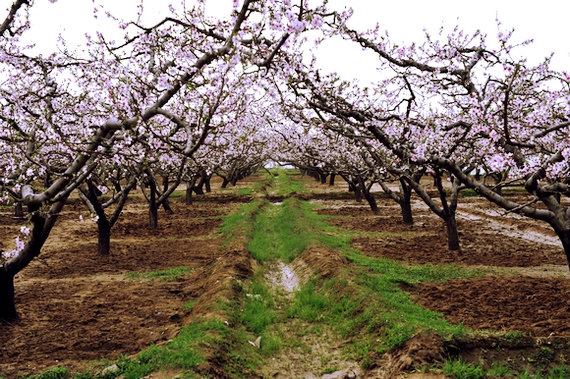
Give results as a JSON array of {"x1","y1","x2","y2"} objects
[
  {"x1": 2, "y1": 176, "x2": 570, "y2": 378},
  {"x1": 0, "y1": 193, "x2": 243, "y2": 378},
  {"x1": 312, "y1": 195, "x2": 570, "y2": 338}
]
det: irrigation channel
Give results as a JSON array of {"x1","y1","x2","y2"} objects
[{"x1": 4, "y1": 170, "x2": 570, "y2": 379}]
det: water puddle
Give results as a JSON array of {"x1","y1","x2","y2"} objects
[
  {"x1": 457, "y1": 209, "x2": 561, "y2": 247},
  {"x1": 265, "y1": 261, "x2": 303, "y2": 294}
]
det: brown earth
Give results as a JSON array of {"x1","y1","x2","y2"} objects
[
  {"x1": 0, "y1": 192, "x2": 244, "y2": 378},
  {"x1": 2, "y1": 175, "x2": 570, "y2": 378}
]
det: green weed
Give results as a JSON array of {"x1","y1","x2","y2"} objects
[
  {"x1": 220, "y1": 199, "x2": 267, "y2": 247},
  {"x1": 236, "y1": 187, "x2": 254, "y2": 196},
  {"x1": 530, "y1": 347, "x2": 555, "y2": 367},
  {"x1": 321, "y1": 366, "x2": 339, "y2": 375},
  {"x1": 486, "y1": 362, "x2": 511, "y2": 377},
  {"x1": 443, "y1": 359, "x2": 484, "y2": 379},
  {"x1": 240, "y1": 281, "x2": 275, "y2": 334},
  {"x1": 23, "y1": 367, "x2": 69, "y2": 379},
  {"x1": 182, "y1": 300, "x2": 194, "y2": 312},
  {"x1": 505, "y1": 330, "x2": 526, "y2": 343},
  {"x1": 287, "y1": 281, "x2": 330, "y2": 322}
]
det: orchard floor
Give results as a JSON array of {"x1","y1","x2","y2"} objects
[
  {"x1": 2, "y1": 175, "x2": 570, "y2": 378},
  {"x1": 0, "y1": 191, "x2": 248, "y2": 377}
]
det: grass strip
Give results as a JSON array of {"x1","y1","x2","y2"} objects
[{"x1": 247, "y1": 197, "x2": 346, "y2": 262}]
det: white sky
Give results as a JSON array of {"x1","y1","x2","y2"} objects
[
  {"x1": 3, "y1": 0, "x2": 568, "y2": 81},
  {"x1": 317, "y1": 0, "x2": 569, "y2": 81}
]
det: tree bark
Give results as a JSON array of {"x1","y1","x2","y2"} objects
[
  {"x1": 97, "y1": 220, "x2": 111, "y2": 256},
  {"x1": 329, "y1": 174, "x2": 336, "y2": 186},
  {"x1": 205, "y1": 176, "x2": 211, "y2": 193},
  {"x1": 14, "y1": 202, "x2": 23, "y2": 218},
  {"x1": 444, "y1": 214, "x2": 461, "y2": 251},
  {"x1": 0, "y1": 270, "x2": 17, "y2": 322},
  {"x1": 399, "y1": 198, "x2": 413, "y2": 225},
  {"x1": 161, "y1": 176, "x2": 174, "y2": 214},
  {"x1": 149, "y1": 180, "x2": 158, "y2": 229},
  {"x1": 162, "y1": 198, "x2": 174, "y2": 214},
  {"x1": 363, "y1": 187, "x2": 379, "y2": 214},
  {"x1": 555, "y1": 229, "x2": 570, "y2": 269},
  {"x1": 353, "y1": 185, "x2": 362, "y2": 202},
  {"x1": 221, "y1": 177, "x2": 230, "y2": 189}
]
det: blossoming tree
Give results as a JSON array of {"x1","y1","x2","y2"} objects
[
  {"x1": 289, "y1": 16, "x2": 570, "y2": 262},
  {"x1": 0, "y1": 0, "x2": 329, "y2": 321}
]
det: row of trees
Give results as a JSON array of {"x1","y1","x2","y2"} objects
[
  {"x1": 2, "y1": 0, "x2": 570, "y2": 322},
  {"x1": 0, "y1": 0, "x2": 333, "y2": 321},
  {"x1": 275, "y1": 17, "x2": 570, "y2": 260}
]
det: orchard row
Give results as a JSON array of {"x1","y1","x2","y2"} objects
[{"x1": 1, "y1": 0, "x2": 569, "y2": 320}]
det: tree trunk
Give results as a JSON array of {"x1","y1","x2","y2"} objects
[
  {"x1": 363, "y1": 189, "x2": 379, "y2": 214},
  {"x1": 0, "y1": 271, "x2": 17, "y2": 322},
  {"x1": 320, "y1": 173, "x2": 327, "y2": 184},
  {"x1": 14, "y1": 202, "x2": 24, "y2": 218},
  {"x1": 399, "y1": 180, "x2": 414, "y2": 225},
  {"x1": 186, "y1": 186, "x2": 193, "y2": 205},
  {"x1": 399, "y1": 199, "x2": 413, "y2": 225},
  {"x1": 353, "y1": 185, "x2": 362, "y2": 203},
  {"x1": 329, "y1": 174, "x2": 336, "y2": 186},
  {"x1": 97, "y1": 220, "x2": 111, "y2": 256},
  {"x1": 162, "y1": 198, "x2": 174, "y2": 215},
  {"x1": 221, "y1": 178, "x2": 230, "y2": 189},
  {"x1": 205, "y1": 176, "x2": 211, "y2": 193},
  {"x1": 149, "y1": 180, "x2": 158, "y2": 229},
  {"x1": 444, "y1": 214, "x2": 461, "y2": 251},
  {"x1": 555, "y1": 229, "x2": 570, "y2": 269}
]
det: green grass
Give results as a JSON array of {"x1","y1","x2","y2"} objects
[
  {"x1": 276, "y1": 199, "x2": 485, "y2": 362},
  {"x1": 240, "y1": 281, "x2": 276, "y2": 335},
  {"x1": 247, "y1": 197, "x2": 349, "y2": 262},
  {"x1": 21, "y1": 367, "x2": 70, "y2": 379},
  {"x1": 442, "y1": 359, "x2": 570, "y2": 379},
  {"x1": 274, "y1": 171, "x2": 306, "y2": 196},
  {"x1": 236, "y1": 187, "x2": 254, "y2": 196},
  {"x1": 126, "y1": 266, "x2": 191, "y2": 282},
  {"x1": 220, "y1": 199, "x2": 267, "y2": 248},
  {"x1": 222, "y1": 179, "x2": 485, "y2": 367},
  {"x1": 443, "y1": 359, "x2": 485, "y2": 379}
]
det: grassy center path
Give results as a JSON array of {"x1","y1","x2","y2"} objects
[{"x1": 221, "y1": 171, "x2": 482, "y2": 378}]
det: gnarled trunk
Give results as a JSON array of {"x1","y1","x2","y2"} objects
[
  {"x1": 399, "y1": 178, "x2": 414, "y2": 225},
  {"x1": 161, "y1": 176, "x2": 174, "y2": 214},
  {"x1": 205, "y1": 176, "x2": 211, "y2": 193},
  {"x1": 353, "y1": 185, "x2": 362, "y2": 202}
]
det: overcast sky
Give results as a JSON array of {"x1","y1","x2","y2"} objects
[{"x1": 5, "y1": 0, "x2": 568, "y2": 81}]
